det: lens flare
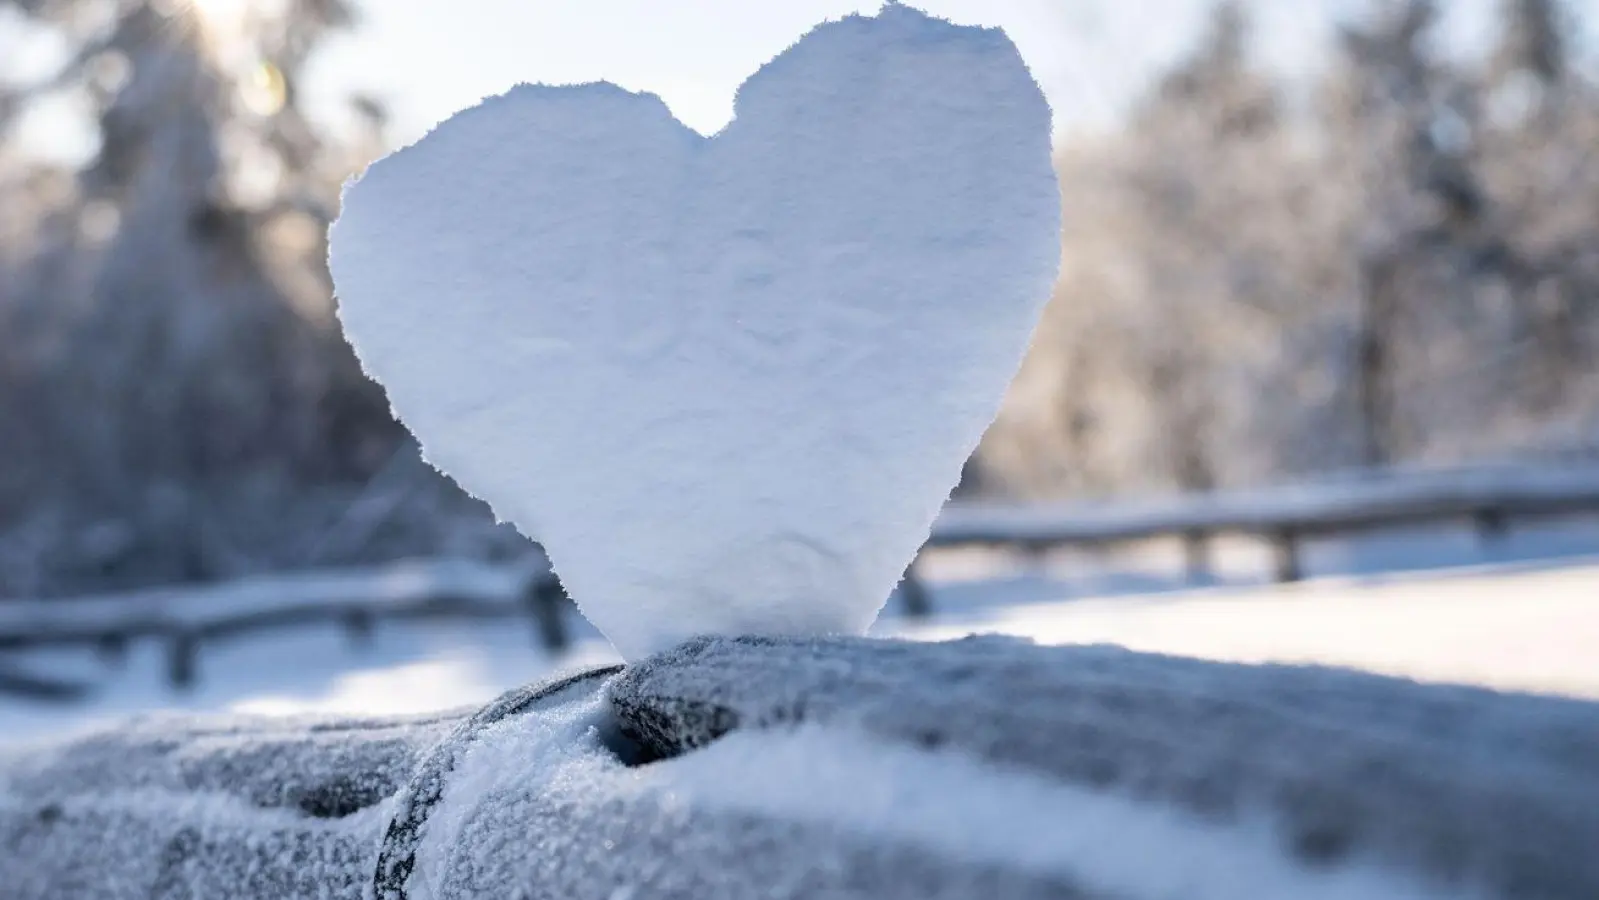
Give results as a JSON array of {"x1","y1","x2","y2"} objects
[
  {"x1": 179, "y1": 0, "x2": 254, "y2": 38},
  {"x1": 241, "y1": 60, "x2": 287, "y2": 116},
  {"x1": 162, "y1": 0, "x2": 255, "y2": 62}
]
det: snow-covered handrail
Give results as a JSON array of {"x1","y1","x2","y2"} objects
[
  {"x1": 925, "y1": 463, "x2": 1599, "y2": 583},
  {"x1": 0, "y1": 557, "x2": 564, "y2": 688},
  {"x1": 4, "y1": 465, "x2": 1597, "y2": 692}
]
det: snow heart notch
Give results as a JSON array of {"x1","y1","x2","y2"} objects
[{"x1": 330, "y1": 5, "x2": 1060, "y2": 660}]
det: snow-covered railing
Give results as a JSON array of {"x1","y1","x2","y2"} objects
[
  {"x1": 5, "y1": 465, "x2": 1599, "y2": 693},
  {"x1": 917, "y1": 463, "x2": 1599, "y2": 589},
  {"x1": 0, "y1": 557, "x2": 565, "y2": 689}
]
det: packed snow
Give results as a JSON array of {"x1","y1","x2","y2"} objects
[
  {"x1": 329, "y1": 4, "x2": 1061, "y2": 660},
  {"x1": 6, "y1": 635, "x2": 1597, "y2": 898},
  {"x1": 901, "y1": 556, "x2": 1599, "y2": 700},
  {"x1": 607, "y1": 635, "x2": 1599, "y2": 900}
]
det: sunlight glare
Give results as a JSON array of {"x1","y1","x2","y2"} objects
[{"x1": 170, "y1": 0, "x2": 256, "y2": 63}]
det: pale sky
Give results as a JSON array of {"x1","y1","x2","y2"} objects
[
  {"x1": 303, "y1": 0, "x2": 1502, "y2": 145},
  {"x1": 303, "y1": 0, "x2": 1209, "y2": 141},
  {"x1": 7, "y1": 0, "x2": 1581, "y2": 159}
]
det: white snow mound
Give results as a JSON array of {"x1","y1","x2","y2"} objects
[{"x1": 329, "y1": 4, "x2": 1061, "y2": 660}]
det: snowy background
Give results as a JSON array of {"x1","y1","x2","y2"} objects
[{"x1": 3, "y1": 0, "x2": 1599, "y2": 739}]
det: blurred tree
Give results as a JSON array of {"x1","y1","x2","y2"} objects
[
  {"x1": 5, "y1": 0, "x2": 1598, "y2": 591},
  {"x1": 1325, "y1": 0, "x2": 1474, "y2": 466},
  {"x1": 0, "y1": 1, "x2": 505, "y2": 595},
  {"x1": 1477, "y1": 0, "x2": 1599, "y2": 425},
  {"x1": 1492, "y1": 0, "x2": 1568, "y2": 88},
  {"x1": 1324, "y1": 0, "x2": 1597, "y2": 464},
  {"x1": 984, "y1": 2, "x2": 1333, "y2": 497},
  {"x1": 979, "y1": 0, "x2": 1599, "y2": 500}
]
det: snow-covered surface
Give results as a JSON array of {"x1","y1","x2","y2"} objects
[
  {"x1": 0, "y1": 698, "x2": 453, "y2": 899},
  {"x1": 429, "y1": 671, "x2": 1464, "y2": 900},
  {"x1": 666, "y1": 728, "x2": 1450, "y2": 900},
  {"x1": 329, "y1": 5, "x2": 1061, "y2": 660},
  {"x1": 609, "y1": 634, "x2": 1599, "y2": 899},
  {"x1": 893, "y1": 564, "x2": 1599, "y2": 700},
  {"x1": 10, "y1": 635, "x2": 1595, "y2": 898}
]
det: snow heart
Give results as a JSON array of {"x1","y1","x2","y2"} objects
[{"x1": 330, "y1": 5, "x2": 1060, "y2": 660}]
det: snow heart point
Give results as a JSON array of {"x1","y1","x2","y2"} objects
[{"x1": 329, "y1": 5, "x2": 1061, "y2": 660}]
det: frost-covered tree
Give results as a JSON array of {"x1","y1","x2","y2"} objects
[
  {"x1": 1475, "y1": 0, "x2": 1599, "y2": 432},
  {"x1": 1324, "y1": 0, "x2": 1598, "y2": 465},
  {"x1": 0, "y1": 1, "x2": 503, "y2": 594},
  {"x1": 980, "y1": 0, "x2": 1599, "y2": 499},
  {"x1": 984, "y1": 3, "x2": 1338, "y2": 497},
  {"x1": 1491, "y1": 0, "x2": 1568, "y2": 88}
]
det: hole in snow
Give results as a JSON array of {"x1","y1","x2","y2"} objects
[
  {"x1": 292, "y1": 774, "x2": 390, "y2": 819},
  {"x1": 603, "y1": 685, "x2": 742, "y2": 767},
  {"x1": 594, "y1": 707, "x2": 664, "y2": 768}
]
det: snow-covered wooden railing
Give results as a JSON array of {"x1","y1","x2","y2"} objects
[
  {"x1": 916, "y1": 463, "x2": 1599, "y2": 590},
  {"x1": 4, "y1": 465, "x2": 1599, "y2": 693},
  {"x1": 0, "y1": 557, "x2": 565, "y2": 690}
]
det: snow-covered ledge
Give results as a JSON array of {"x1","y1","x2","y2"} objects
[{"x1": 3, "y1": 635, "x2": 1595, "y2": 899}]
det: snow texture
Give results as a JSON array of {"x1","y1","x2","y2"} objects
[
  {"x1": 329, "y1": 4, "x2": 1061, "y2": 660},
  {"x1": 0, "y1": 706, "x2": 456, "y2": 898},
  {"x1": 5, "y1": 636, "x2": 1599, "y2": 898},
  {"x1": 612, "y1": 636, "x2": 1599, "y2": 899}
]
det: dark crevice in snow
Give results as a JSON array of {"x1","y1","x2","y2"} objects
[
  {"x1": 290, "y1": 773, "x2": 391, "y2": 820},
  {"x1": 174, "y1": 734, "x2": 416, "y2": 816},
  {"x1": 608, "y1": 690, "x2": 743, "y2": 764},
  {"x1": 593, "y1": 702, "x2": 675, "y2": 767}
]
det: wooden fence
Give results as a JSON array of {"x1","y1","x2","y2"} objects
[
  {"x1": 917, "y1": 463, "x2": 1599, "y2": 586},
  {"x1": 3, "y1": 464, "x2": 1598, "y2": 692},
  {"x1": 0, "y1": 558, "x2": 566, "y2": 691}
]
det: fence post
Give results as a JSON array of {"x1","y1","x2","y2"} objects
[
  {"x1": 166, "y1": 630, "x2": 199, "y2": 691},
  {"x1": 897, "y1": 559, "x2": 932, "y2": 618},
  {"x1": 524, "y1": 575, "x2": 570, "y2": 652},
  {"x1": 1018, "y1": 542, "x2": 1051, "y2": 570},
  {"x1": 341, "y1": 607, "x2": 376, "y2": 648},
  {"x1": 1474, "y1": 507, "x2": 1509, "y2": 544},
  {"x1": 96, "y1": 631, "x2": 129, "y2": 667},
  {"x1": 1182, "y1": 530, "x2": 1211, "y2": 584},
  {"x1": 1271, "y1": 529, "x2": 1302, "y2": 583}
]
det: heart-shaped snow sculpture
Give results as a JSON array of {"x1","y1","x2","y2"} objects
[{"x1": 331, "y1": 6, "x2": 1060, "y2": 660}]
